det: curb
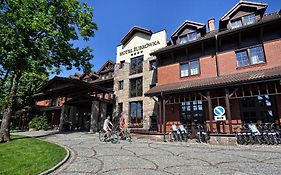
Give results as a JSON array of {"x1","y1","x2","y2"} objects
[{"x1": 39, "y1": 141, "x2": 71, "y2": 175}]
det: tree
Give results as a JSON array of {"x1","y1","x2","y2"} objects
[{"x1": 0, "y1": 0, "x2": 97, "y2": 142}]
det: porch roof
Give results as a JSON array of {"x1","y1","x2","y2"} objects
[{"x1": 145, "y1": 66, "x2": 281, "y2": 96}]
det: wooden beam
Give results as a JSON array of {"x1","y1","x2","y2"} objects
[
  {"x1": 185, "y1": 48, "x2": 188, "y2": 57},
  {"x1": 259, "y1": 27, "x2": 263, "y2": 43},
  {"x1": 207, "y1": 91, "x2": 213, "y2": 133},
  {"x1": 238, "y1": 32, "x2": 242, "y2": 47},
  {"x1": 225, "y1": 89, "x2": 233, "y2": 133}
]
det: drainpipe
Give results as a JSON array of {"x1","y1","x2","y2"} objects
[{"x1": 215, "y1": 34, "x2": 219, "y2": 77}]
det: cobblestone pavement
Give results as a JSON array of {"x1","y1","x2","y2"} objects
[{"x1": 16, "y1": 131, "x2": 281, "y2": 175}]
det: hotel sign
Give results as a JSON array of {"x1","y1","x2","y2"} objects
[{"x1": 119, "y1": 40, "x2": 161, "y2": 56}]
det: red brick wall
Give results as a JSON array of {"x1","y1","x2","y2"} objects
[
  {"x1": 158, "y1": 39, "x2": 281, "y2": 85},
  {"x1": 218, "y1": 40, "x2": 281, "y2": 76},
  {"x1": 158, "y1": 55, "x2": 218, "y2": 85}
]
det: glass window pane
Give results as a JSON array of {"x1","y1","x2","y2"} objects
[
  {"x1": 179, "y1": 35, "x2": 188, "y2": 44},
  {"x1": 187, "y1": 32, "x2": 197, "y2": 41},
  {"x1": 243, "y1": 14, "x2": 256, "y2": 25},
  {"x1": 231, "y1": 19, "x2": 242, "y2": 29},
  {"x1": 198, "y1": 105, "x2": 203, "y2": 110},
  {"x1": 180, "y1": 64, "x2": 189, "y2": 77},
  {"x1": 250, "y1": 46, "x2": 265, "y2": 64},
  {"x1": 236, "y1": 50, "x2": 249, "y2": 67},
  {"x1": 190, "y1": 60, "x2": 200, "y2": 75},
  {"x1": 130, "y1": 56, "x2": 143, "y2": 74}
]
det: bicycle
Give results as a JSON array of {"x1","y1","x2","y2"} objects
[
  {"x1": 119, "y1": 127, "x2": 132, "y2": 142},
  {"x1": 99, "y1": 126, "x2": 119, "y2": 144}
]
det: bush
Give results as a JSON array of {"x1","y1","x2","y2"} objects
[{"x1": 28, "y1": 116, "x2": 48, "y2": 130}]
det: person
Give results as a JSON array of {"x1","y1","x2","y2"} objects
[
  {"x1": 119, "y1": 118, "x2": 126, "y2": 139},
  {"x1": 103, "y1": 116, "x2": 113, "y2": 138}
]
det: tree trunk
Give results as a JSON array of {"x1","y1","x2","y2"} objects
[{"x1": 0, "y1": 71, "x2": 21, "y2": 142}]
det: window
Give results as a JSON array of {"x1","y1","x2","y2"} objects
[
  {"x1": 118, "y1": 80, "x2": 124, "y2": 90},
  {"x1": 231, "y1": 14, "x2": 256, "y2": 29},
  {"x1": 236, "y1": 46, "x2": 265, "y2": 67},
  {"x1": 180, "y1": 60, "x2": 200, "y2": 77},
  {"x1": 130, "y1": 56, "x2": 143, "y2": 74},
  {"x1": 119, "y1": 60, "x2": 125, "y2": 69},
  {"x1": 118, "y1": 103, "x2": 123, "y2": 113},
  {"x1": 100, "y1": 73, "x2": 109, "y2": 80},
  {"x1": 179, "y1": 32, "x2": 198, "y2": 44},
  {"x1": 180, "y1": 64, "x2": 189, "y2": 77},
  {"x1": 231, "y1": 19, "x2": 242, "y2": 29},
  {"x1": 179, "y1": 35, "x2": 188, "y2": 44},
  {"x1": 243, "y1": 14, "x2": 256, "y2": 25},
  {"x1": 149, "y1": 60, "x2": 157, "y2": 70},
  {"x1": 180, "y1": 100, "x2": 205, "y2": 125},
  {"x1": 129, "y1": 77, "x2": 142, "y2": 97},
  {"x1": 130, "y1": 101, "x2": 143, "y2": 125},
  {"x1": 190, "y1": 60, "x2": 200, "y2": 75},
  {"x1": 187, "y1": 32, "x2": 197, "y2": 41},
  {"x1": 240, "y1": 95, "x2": 276, "y2": 123}
]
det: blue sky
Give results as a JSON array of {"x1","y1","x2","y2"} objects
[{"x1": 57, "y1": 0, "x2": 280, "y2": 77}]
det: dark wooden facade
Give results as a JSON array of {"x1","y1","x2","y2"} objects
[{"x1": 33, "y1": 60, "x2": 115, "y2": 132}]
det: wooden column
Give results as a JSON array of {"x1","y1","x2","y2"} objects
[
  {"x1": 70, "y1": 106, "x2": 77, "y2": 131},
  {"x1": 225, "y1": 89, "x2": 233, "y2": 133},
  {"x1": 163, "y1": 98, "x2": 167, "y2": 142},
  {"x1": 59, "y1": 105, "x2": 66, "y2": 132},
  {"x1": 90, "y1": 100, "x2": 100, "y2": 133},
  {"x1": 207, "y1": 91, "x2": 213, "y2": 133},
  {"x1": 158, "y1": 98, "x2": 163, "y2": 133},
  {"x1": 99, "y1": 102, "x2": 107, "y2": 131}
]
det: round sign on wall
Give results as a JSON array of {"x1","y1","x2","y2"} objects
[{"x1": 213, "y1": 106, "x2": 225, "y2": 116}]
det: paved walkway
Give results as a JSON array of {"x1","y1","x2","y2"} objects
[{"x1": 15, "y1": 131, "x2": 281, "y2": 175}]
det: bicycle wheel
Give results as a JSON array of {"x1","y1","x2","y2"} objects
[
  {"x1": 111, "y1": 132, "x2": 119, "y2": 144},
  {"x1": 126, "y1": 132, "x2": 132, "y2": 142},
  {"x1": 99, "y1": 131, "x2": 105, "y2": 142}
]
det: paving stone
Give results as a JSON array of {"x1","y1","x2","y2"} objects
[{"x1": 14, "y1": 131, "x2": 281, "y2": 175}]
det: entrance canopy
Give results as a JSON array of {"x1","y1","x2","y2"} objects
[{"x1": 33, "y1": 76, "x2": 113, "y2": 102}]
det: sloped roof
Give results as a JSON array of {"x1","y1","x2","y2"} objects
[
  {"x1": 121, "y1": 26, "x2": 153, "y2": 45},
  {"x1": 220, "y1": 0, "x2": 268, "y2": 22},
  {"x1": 33, "y1": 76, "x2": 111, "y2": 99},
  {"x1": 145, "y1": 66, "x2": 281, "y2": 96},
  {"x1": 171, "y1": 20, "x2": 205, "y2": 38},
  {"x1": 97, "y1": 60, "x2": 115, "y2": 74},
  {"x1": 151, "y1": 11, "x2": 280, "y2": 55}
]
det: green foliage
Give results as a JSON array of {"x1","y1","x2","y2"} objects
[
  {"x1": 0, "y1": 0, "x2": 97, "y2": 74},
  {"x1": 28, "y1": 115, "x2": 49, "y2": 130},
  {"x1": 0, "y1": 135, "x2": 67, "y2": 175}
]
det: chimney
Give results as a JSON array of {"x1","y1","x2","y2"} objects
[{"x1": 208, "y1": 18, "x2": 215, "y2": 32}]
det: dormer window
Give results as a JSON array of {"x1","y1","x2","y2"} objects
[
  {"x1": 179, "y1": 32, "x2": 198, "y2": 44},
  {"x1": 231, "y1": 19, "x2": 242, "y2": 29},
  {"x1": 231, "y1": 14, "x2": 256, "y2": 29},
  {"x1": 243, "y1": 14, "x2": 256, "y2": 25}
]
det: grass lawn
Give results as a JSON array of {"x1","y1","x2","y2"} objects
[{"x1": 0, "y1": 135, "x2": 67, "y2": 175}]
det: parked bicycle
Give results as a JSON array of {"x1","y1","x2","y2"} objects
[
  {"x1": 170, "y1": 124, "x2": 191, "y2": 142},
  {"x1": 196, "y1": 124, "x2": 210, "y2": 144},
  {"x1": 99, "y1": 125, "x2": 119, "y2": 144},
  {"x1": 234, "y1": 123, "x2": 281, "y2": 145}
]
